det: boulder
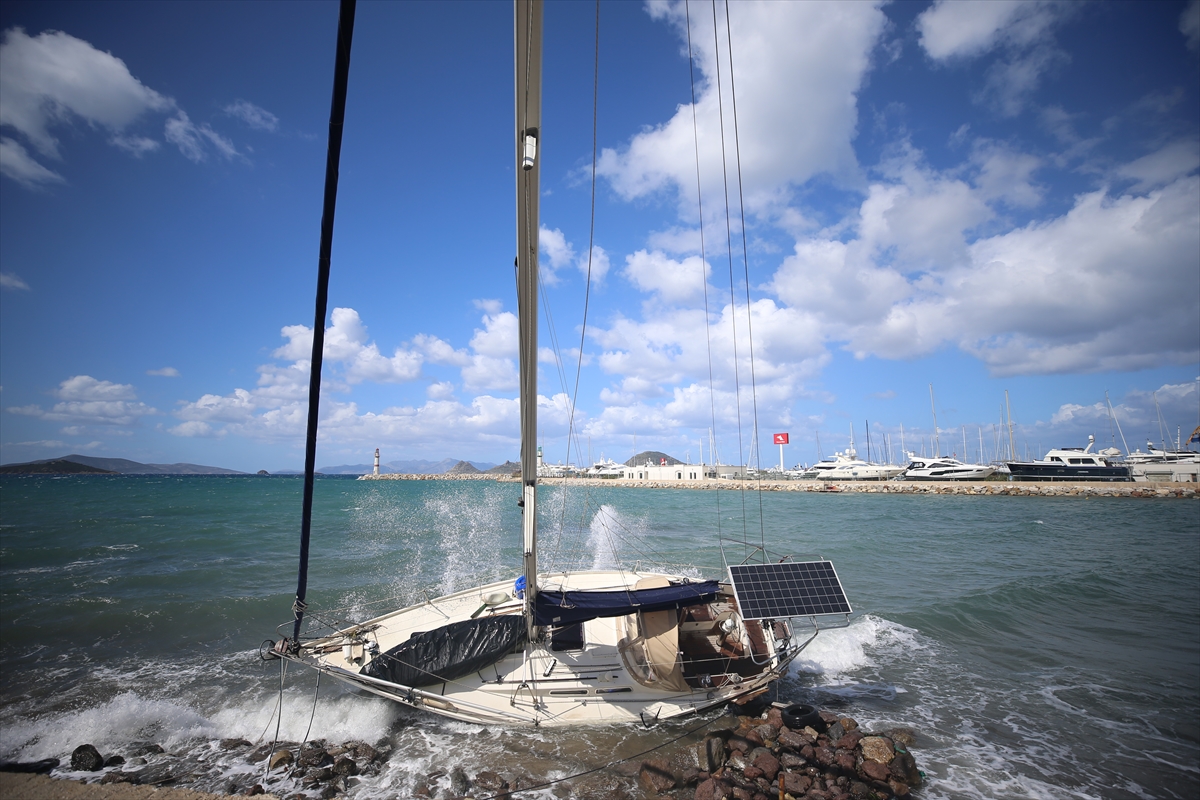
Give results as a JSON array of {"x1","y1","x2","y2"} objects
[
  {"x1": 332, "y1": 755, "x2": 358, "y2": 776},
  {"x1": 859, "y1": 736, "x2": 894, "y2": 764},
  {"x1": 70, "y1": 744, "x2": 104, "y2": 772},
  {"x1": 859, "y1": 759, "x2": 889, "y2": 783},
  {"x1": 700, "y1": 735, "x2": 727, "y2": 772},
  {"x1": 777, "y1": 729, "x2": 809, "y2": 751},
  {"x1": 890, "y1": 749, "x2": 921, "y2": 786},
  {"x1": 838, "y1": 717, "x2": 858, "y2": 732},
  {"x1": 639, "y1": 758, "x2": 676, "y2": 794},
  {"x1": 826, "y1": 721, "x2": 845, "y2": 744},
  {"x1": 751, "y1": 751, "x2": 780, "y2": 781},
  {"x1": 103, "y1": 755, "x2": 126, "y2": 768},
  {"x1": 221, "y1": 739, "x2": 252, "y2": 751},
  {"x1": 838, "y1": 730, "x2": 864, "y2": 750},
  {"x1": 883, "y1": 727, "x2": 917, "y2": 747},
  {"x1": 450, "y1": 766, "x2": 471, "y2": 796},
  {"x1": 694, "y1": 777, "x2": 732, "y2": 800},
  {"x1": 782, "y1": 771, "x2": 812, "y2": 795}
]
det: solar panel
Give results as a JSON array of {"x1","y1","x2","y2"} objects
[{"x1": 729, "y1": 561, "x2": 852, "y2": 619}]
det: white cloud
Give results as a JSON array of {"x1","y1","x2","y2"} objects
[
  {"x1": 916, "y1": 1, "x2": 1072, "y2": 116},
  {"x1": 597, "y1": 1, "x2": 885, "y2": 217},
  {"x1": 168, "y1": 420, "x2": 216, "y2": 438},
  {"x1": 0, "y1": 27, "x2": 171, "y2": 159},
  {"x1": 917, "y1": 1, "x2": 1032, "y2": 60},
  {"x1": 539, "y1": 226, "x2": 574, "y2": 284},
  {"x1": 1182, "y1": 1, "x2": 1200, "y2": 52},
  {"x1": 623, "y1": 249, "x2": 711, "y2": 303},
  {"x1": 0, "y1": 136, "x2": 64, "y2": 187},
  {"x1": 146, "y1": 367, "x2": 179, "y2": 377},
  {"x1": 1, "y1": 270, "x2": 31, "y2": 290},
  {"x1": 110, "y1": 134, "x2": 159, "y2": 156},
  {"x1": 427, "y1": 381, "x2": 455, "y2": 399},
  {"x1": 7, "y1": 375, "x2": 156, "y2": 426},
  {"x1": 768, "y1": 170, "x2": 1200, "y2": 376},
  {"x1": 273, "y1": 308, "x2": 423, "y2": 384},
  {"x1": 224, "y1": 100, "x2": 278, "y2": 132},
  {"x1": 164, "y1": 111, "x2": 238, "y2": 162},
  {"x1": 1116, "y1": 139, "x2": 1200, "y2": 193}
]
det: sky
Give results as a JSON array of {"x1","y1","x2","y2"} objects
[{"x1": 1, "y1": 0, "x2": 1198, "y2": 474}]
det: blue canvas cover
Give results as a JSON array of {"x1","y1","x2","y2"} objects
[{"x1": 534, "y1": 580, "x2": 720, "y2": 626}]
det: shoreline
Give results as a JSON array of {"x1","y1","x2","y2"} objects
[
  {"x1": 358, "y1": 473, "x2": 1197, "y2": 497},
  {"x1": 0, "y1": 773, "x2": 273, "y2": 800}
]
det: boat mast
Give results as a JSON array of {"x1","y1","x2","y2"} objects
[
  {"x1": 929, "y1": 384, "x2": 941, "y2": 457},
  {"x1": 1005, "y1": 390, "x2": 1016, "y2": 461},
  {"x1": 515, "y1": 0, "x2": 543, "y2": 631},
  {"x1": 1105, "y1": 391, "x2": 1130, "y2": 455}
]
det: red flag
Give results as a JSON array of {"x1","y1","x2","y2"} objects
[{"x1": 773, "y1": 433, "x2": 789, "y2": 445}]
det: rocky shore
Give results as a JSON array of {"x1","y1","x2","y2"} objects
[
  {"x1": 0, "y1": 705, "x2": 916, "y2": 800},
  {"x1": 361, "y1": 471, "x2": 1197, "y2": 498}
]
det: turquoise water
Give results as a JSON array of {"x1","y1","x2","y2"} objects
[{"x1": 1, "y1": 475, "x2": 1197, "y2": 798}]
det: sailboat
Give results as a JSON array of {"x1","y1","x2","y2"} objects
[{"x1": 266, "y1": 0, "x2": 852, "y2": 727}]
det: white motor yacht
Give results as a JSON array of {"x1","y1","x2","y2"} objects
[{"x1": 900, "y1": 454, "x2": 995, "y2": 481}]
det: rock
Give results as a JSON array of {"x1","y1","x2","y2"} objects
[
  {"x1": 129, "y1": 743, "x2": 165, "y2": 757},
  {"x1": 0, "y1": 759, "x2": 59, "y2": 774},
  {"x1": 779, "y1": 751, "x2": 805, "y2": 769},
  {"x1": 103, "y1": 755, "x2": 126, "y2": 768},
  {"x1": 70, "y1": 744, "x2": 104, "y2": 772},
  {"x1": 450, "y1": 766, "x2": 471, "y2": 796},
  {"x1": 882, "y1": 727, "x2": 917, "y2": 747},
  {"x1": 888, "y1": 778, "x2": 910, "y2": 797},
  {"x1": 826, "y1": 721, "x2": 845, "y2": 744},
  {"x1": 777, "y1": 729, "x2": 809, "y2": 750},
  {"x1": 475, "y1": 770, "x2": 509, "y2": 794},
  {"x1": 753, "y1": 723, "x2": 778, "y2": 742},
  {"x1": 751, "y1": 751, "x2": 780, "y2": 781},
  {"x1": 838, "y1": 717, "x2": 858, "y2": 732},
  {"x1": 332, "y1": 755, "x2": 358, "y2": 776},
  {"x1": 859, "y1": 736, "x2": 894, "y2": 764},
  {"x1": 744, "y1": 729, "x2": 765, "y2": 746},
  {"x1": 848, "y1": 780, "x2": 872, "y2": 799},
  {"x1": 99, "y1": 771, "x2": 134, "y2": 784},
  {"x1": 268, "y1": 749, "x2": 294, "y2": 771},
  {"x1": 859, "y1": 759, "x2": 889, "y2": 783},
  {"x1": 297, "y1": 745, "x2": 333, "y2": 769},
  {"x1": 726, "y1": 751, "x2": 748, "y2": 772},
  {"x1": 353, "y1": 741, "x2": 380, "y2": 763},
  {"x1": 700, "y1": 735, "x2": 727, "y2": 772},
  {"x1": 818, "y1": 710, "x2": 840, "y2": 725},
  {"x1": 694, "y1": 777, "x2": 731, "y2": 800},
  {"x1": 782, "y1": 772, "x2": 812, "y2": 795},
  {"x1": 221, "y1": 738, "x2": 253, "y2": 750},
  {"x1": 680, "y1": 766, "x2": 701, "y2": 786},
  {"x1": 889, "y1": 749, "x2": 921, "y2": 786},
  {"x1": 743, "y1": 765, "x2": 763, "y2": 780},
  {"x1": 814, "y1": 746, "x2": 836, "y2": 767},
  {"x1": 838, "y1": 730, "x2": 864, "y2": 750},
  {"x1": 766, "y1": 707, "x2": 784, "y2": 728},
  {"x1": 243, "y1": 784, "x2": 265, "y2": 796},
  {"x1": 727, "y1": 734, "x2": 753, "y2": 753},
  {"x1": 835, "y1": 749, "x2": 856, "y2": 772},
  {"x1": 639, "y1": 758, "x2": 676, "y2": 794}
]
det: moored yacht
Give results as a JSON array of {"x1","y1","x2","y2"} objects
[
  {"x1": 1007, "y1": 436, "x2": 1131, "y2": 482},
  {"x1": 900, "y1": 454, "x2": 995, "y2": 481}
]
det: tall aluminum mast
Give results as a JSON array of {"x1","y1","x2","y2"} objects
[{"x1": 515, "y1": 0, "x2": 543, "y2": 631}]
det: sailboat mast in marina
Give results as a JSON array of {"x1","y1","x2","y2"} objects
[{"x1": 268, "y1": 0, "x2": 853, "y2": 728}]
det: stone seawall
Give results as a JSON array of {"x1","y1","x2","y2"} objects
[{"x1": 358, "y1": 472, "x2": 1197, "y2": 498}]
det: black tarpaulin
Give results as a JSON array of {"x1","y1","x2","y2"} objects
[
  {"x1": 534, "y1": 580, "x2": 720, "y2": 626},
  {"x1": 360, "y1": 615, "x2": 527, "y2": 688}
]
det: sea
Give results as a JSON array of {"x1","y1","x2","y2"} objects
[{"x1": 0, "y1": 474, "x2": 1197, "y2": 799}]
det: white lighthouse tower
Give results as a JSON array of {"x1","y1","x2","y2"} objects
[{"x1": 373, "y1": 448, "x2": 380, "y2": 476}]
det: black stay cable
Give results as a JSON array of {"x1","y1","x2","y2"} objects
[{"x1": 293, "y1": 0, "x2": 357, "y2": 645}]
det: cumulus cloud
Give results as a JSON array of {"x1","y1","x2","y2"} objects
[
  {"x1": 917, "y1": 1, "x2": 1073, "y2": 116},
  {"x1": 0, "y1": 27, "x2": 172, "y2": 157},
  {"x1": 1, "y1": 270, "x2": 31, "y2": 290},
  {"x1": 623, "y1": 249, "x2": 711, "y2": 303},
  {"x1": 1182, "y1": 0, "x2": 1200, "y2": 52},
  {"x1": 224, "y1": 100, "x2": 278, "y2": 132},
  {"x1": 164, "y1": 111, "x2": 238, "y2": 162},
  {"x1": 0, "y1": 136, "x2": 65, "y2": 187},
  {"x1": 768, "y1": 169, "x2": 1200, "y2": 376},
  {"x1": 0, "y1": 26, "x2": 252, "y2": 182},
  {"x1": 539, "y1": 226, "x2": 611, "y2": 284},
  {"x1": 597, "y1": 1, "x2": 885, "y2": 217},
  {"x1": 7, "y1": 375, "x2": 157, "y2": 426}
]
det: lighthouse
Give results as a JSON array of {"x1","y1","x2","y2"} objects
[{"x1": 373, "y1": 448, "x2": 380, "y2": 476}]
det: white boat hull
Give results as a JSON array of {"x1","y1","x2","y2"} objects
[{"x1": 282, "y1": 570, "x2": 793, "y2": 727}]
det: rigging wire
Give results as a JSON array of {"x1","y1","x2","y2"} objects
[
  {"x1": 708, "y1": 0, "x2": 751, "y2": 563},
  {"x1": 722, "y1": 0, "x2": 768, "y2": 560},
  {"x1": 684, "y1": 0, "x2": 725, "y2": 558}
]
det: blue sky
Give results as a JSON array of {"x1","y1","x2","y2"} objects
[{"x1": 1, "y1": 0, "x2": 1197, "y2": 473}]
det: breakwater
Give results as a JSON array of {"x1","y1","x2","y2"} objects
[{"x1": 359, "y1": 472, "x2": 1197, "y2": 498}]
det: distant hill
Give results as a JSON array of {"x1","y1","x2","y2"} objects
[
  {"x1": 0, "y1": 459, "x2": 117, "y2": 475},
  {"x1": 485, "y1": 460, "x2": 521, "y2": 475},
  {"x1": 625, "y1": 450, "x2": 682, "y2": 467},
  {"x1": 22, "y1": 455, "x2": 243, "y2": 475},
  {"x1": 308, "y1": 458, "x2": 501, "y2": 475},
  {"x1": 445, "y1": 460, "x2": 482, "y2": 475}
]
